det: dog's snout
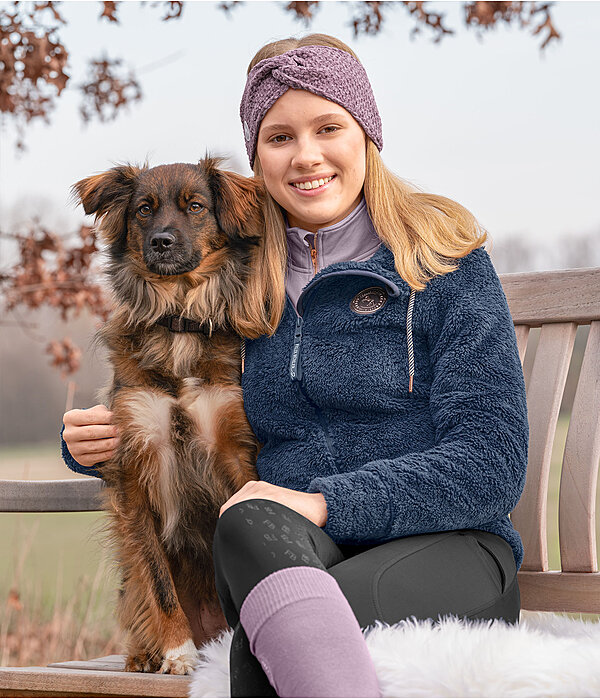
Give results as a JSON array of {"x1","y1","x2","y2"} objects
[{"x1": 150, "y1": 231, "x2": 176, "y2": 253}]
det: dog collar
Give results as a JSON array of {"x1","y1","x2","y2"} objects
[{"x1": 156, "y1": 315, "x2": 213, "y2": 337}]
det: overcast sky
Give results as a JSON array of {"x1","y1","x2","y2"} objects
[{"x1": 1, "y1": 0, "x2": 599, "y2": 262}]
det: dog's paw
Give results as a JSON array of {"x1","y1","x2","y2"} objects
[
  {"x1": 158, "y1": 639, "x2": 198, "y2": 675},
  {"x1": 125, "y1": 651, "x2": 161, "y2": 673}
]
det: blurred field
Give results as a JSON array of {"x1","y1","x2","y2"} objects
[
  {"x1": 1, "y1": 419, "x2": 598, "y2": 667},
  {"x1": 0, "y1": 441, "x2": 91, "y2": 480},
  {"x1": 0, "y1": 443, "x2": 124, "y2": 666}
]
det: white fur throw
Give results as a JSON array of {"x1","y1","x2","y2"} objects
[{"x1": 189, "y1": 611, "x2": 600, "y2": 697}]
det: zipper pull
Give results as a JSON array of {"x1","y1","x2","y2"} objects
[
  {"x1": 290, "y1": 314, "x2": 303, "y2": 381},
  {"x1": 309, "y1": 233, "x2": 318, "y2": 274}
]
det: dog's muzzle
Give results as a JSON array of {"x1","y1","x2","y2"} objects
[{"x1": 143, "y1": 229, "x2": 200, "y2": 275}]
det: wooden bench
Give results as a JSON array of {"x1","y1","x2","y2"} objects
[{"x1": 1, "y1": 264, "x2": 599, "y2": 698}]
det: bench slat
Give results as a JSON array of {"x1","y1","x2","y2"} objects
[
  {"x1": 0, "y1": 665, "x2": 191, "y2": 698},
  {"x1": 513, "y1": 324, "x2": 530, "y2": 368},
  {"x1": 499, "y1": 266, "x2": 600, "y2": 326},
  {"x1": 559, "y1": 320, "x2": 600, "y2": 573},
  {"x1": 0, "y1": 479, "x2": 104, "y2": 512},
  {"x1": 511, "y1": 322, "x2": 578, "y2": 571},
  {"x1": 47, "y1": 655, "x2": 125, "y2": 673},
  {"x1": 518, "y1": 570, "x2": 600, "y2": 613}
]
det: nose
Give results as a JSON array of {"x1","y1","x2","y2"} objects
[
  {"x1": 150, "y1": 231, "x2": 176, "y2": 254},
  {"x1": 291, "y1": 135, "x2": 323, "y2": 170}
]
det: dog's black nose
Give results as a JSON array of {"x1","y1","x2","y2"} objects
[{"x1": 150, "y1": 231, "x2": 176, "y2": 253}]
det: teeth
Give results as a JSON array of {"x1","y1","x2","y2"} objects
[{"x1": 292, "y1": 175, "x2": 334, "y2": 190}]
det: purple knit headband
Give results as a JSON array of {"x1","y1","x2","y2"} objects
[{"x1": 240, "y1": 45, "x2": 383, "y2": 169}]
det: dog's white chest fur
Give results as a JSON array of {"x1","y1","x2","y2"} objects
[{"x1": 120, "y1": 382, "x2": 243, "y2": 542}]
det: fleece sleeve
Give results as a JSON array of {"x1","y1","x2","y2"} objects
[
  {"x1": 60, "y1": 423, "x2": 104, "y2": 479},
  {"x1": 306, "y1": 248, "x2": 529, "y2": 545}
]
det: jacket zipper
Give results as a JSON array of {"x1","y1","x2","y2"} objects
[
  {"x1": 309, "y1": 233, "x2": 318, "y2": 274},
  {"x1": 287, "y1": 268, "x2": 405, "y2": 460},
  {"x1": 289, "y1": 294, "x2": 336, "y2": 457}
]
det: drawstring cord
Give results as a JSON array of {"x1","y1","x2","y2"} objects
[
  {"x1": 407, "y1": 289, "x2": 416, "y2": 393},
  {"x1": 240, "y1": 337, "x2": 246, "y2": 374}
]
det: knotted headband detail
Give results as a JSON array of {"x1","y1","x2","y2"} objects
[{"x1": 240, "y1": 45, "x2": 383, "y2": 168}]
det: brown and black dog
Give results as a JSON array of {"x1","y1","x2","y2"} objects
[{"x1": 70, "y1": 158, "x2": 267, "y2": 674}]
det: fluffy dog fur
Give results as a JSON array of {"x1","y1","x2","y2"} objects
[{"x1": 70, "y1": 158, "x2": 267, "y2": 674}]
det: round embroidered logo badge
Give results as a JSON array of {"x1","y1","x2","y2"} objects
[{"x1": 350, "y1": 286, "x2": 388, "y2": 315}]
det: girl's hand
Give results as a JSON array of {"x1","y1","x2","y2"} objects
[
  {"x1": 62, "y1": 404, "x2": 120, "y2": 467},
  {"x1": 219, "y1": 480, "x2": 328, "y2": 528}
]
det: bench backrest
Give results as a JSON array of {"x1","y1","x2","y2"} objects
[
  {"x1": 500, "y1": 265, "x2": 600, "y2": 613},
  {"x1": 1, "y1": 265, "x2": 599, "y2": 614}
]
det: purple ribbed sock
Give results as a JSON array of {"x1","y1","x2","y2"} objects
[{"x1": 239, "y1": 566, "x2": 381, "y2": 698}]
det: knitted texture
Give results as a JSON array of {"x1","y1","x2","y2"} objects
[
  {"x1": 239, "y1": 45, "x2": 383, "y2": 168},
  {"x1": 239, "y1": 566, "x2": 382, "y2": 697},
  {"x1": 239, "y1": 566, "x2": 347, "y2": 638}
]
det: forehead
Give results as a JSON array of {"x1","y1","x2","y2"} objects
[
  {"x1": 133, "y1": 164, "x2": 211, "y2": 200},
  {"x1": 260, "y1": 89, "x2": 351, "y2": 130}
]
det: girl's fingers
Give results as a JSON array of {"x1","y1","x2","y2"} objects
[
  {"x1": 76, "y1": 437, "x2": 119, "y2": 454},
  {"x1": 78, "y1": 451, "x2": 114, "y2": 467},
  {"x1": 65, "y1": 424, "x2": 118, "y2": 442},
  {"x1": 65, "y1": 405, "x2": 114, "y2": 426}
]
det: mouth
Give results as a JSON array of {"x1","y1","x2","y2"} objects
[
  {"x1": 288, "y1": 174, "x2": 336, "y2": 196},
  {"x1": 144, "y1": 250, "x2": 203, "y2": 276}
]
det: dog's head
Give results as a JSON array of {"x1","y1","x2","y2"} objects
[{"x1": 69, "y1": 157, "x2": 264, "y2": 278}]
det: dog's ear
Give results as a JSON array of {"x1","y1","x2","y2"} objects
[
  {"x1": 69, "y1": 164, "x2": 143, "y2": 246},
  {"x1": 202, "y1": 157, "x2": 264, "y2": 239}
]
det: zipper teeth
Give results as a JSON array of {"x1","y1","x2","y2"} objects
[{"x1": 407, "y1": 289, "x2": 416, "y2": 392}]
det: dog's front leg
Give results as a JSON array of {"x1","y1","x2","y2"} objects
[{"x1": 110, "y1": 498, "x2": 198, "y2": 675}]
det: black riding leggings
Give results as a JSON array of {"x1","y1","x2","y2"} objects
[{"x1": 212, "y1": 498, "x2": 520, "y2": 698}]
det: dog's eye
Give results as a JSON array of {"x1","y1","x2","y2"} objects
[
  {"x1": 189, "y1": 202, "x2": 204, "y2": 213},
  {"x1": 138, "y1": 205, "x2": 152, "y2": 216}
]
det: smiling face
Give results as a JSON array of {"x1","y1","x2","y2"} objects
[{"x1": 255, "y1": 89, "x2": 367, "y2": 233}]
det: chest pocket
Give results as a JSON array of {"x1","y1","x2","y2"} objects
[{"x1": 299, "y1": 282, "x2": 417, "y2": 413}]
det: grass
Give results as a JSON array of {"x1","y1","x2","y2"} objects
[
  {"x1": 1, "y1": 417, "x2": 599, "y2": 667},
  {"x1": 0, "y1": 512, "x2": 125, "y2": 667},
  {"x1": 1, "y1": 445, "x2": 126, "y2": 666}
]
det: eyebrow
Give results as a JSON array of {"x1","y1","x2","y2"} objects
[{"x1": 261, "y1": 112, "x2": 346, "y2": 134}]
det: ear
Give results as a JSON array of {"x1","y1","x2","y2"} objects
[
  {"x1": 202, "y1": 157, "x2": 264, "y2": 239},
  {"x1": 69, "y1": 164, "x2": 143, "y2": 246}
]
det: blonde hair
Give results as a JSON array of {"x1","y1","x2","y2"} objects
[{"x1": 248, "y1": 33, "x2": 489, "y2": 335}]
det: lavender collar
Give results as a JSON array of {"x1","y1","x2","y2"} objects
[{"x1": 285, "y1": 196, "x2": 381, "y2": 272}]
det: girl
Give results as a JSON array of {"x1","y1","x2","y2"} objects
[{"x1": 61, "y1": 33, "x2": 529, "y2": 698}]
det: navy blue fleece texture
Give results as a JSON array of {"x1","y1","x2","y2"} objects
[{"x1": 241, "y1": 244, "x2": 528, "y2": 570}]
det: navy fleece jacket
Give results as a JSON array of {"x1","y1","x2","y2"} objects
[{"x1": 60, "y1": 243, "x2": 529, "y2": 570}]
